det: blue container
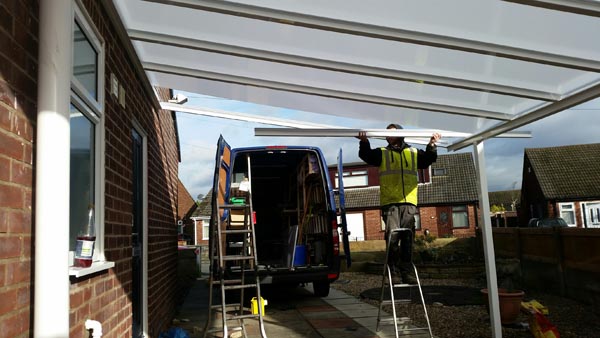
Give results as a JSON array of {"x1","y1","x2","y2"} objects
[{"x1": 293, "y1": 245, "x2": 306, "y2": 266}]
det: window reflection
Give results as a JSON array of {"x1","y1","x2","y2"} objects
[
  {"x1": 73, "y1": 22, "x2": 98, "y2": 100},
  {"x1": 70, "y1": 104, "x2": 95, "y2": 251}
]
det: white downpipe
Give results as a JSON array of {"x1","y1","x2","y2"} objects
[
  {"x1": 85, "y1": 319, "x2": 103, "y2": 337},
  {"x1": 34, "y1": 0, "x2": 72, "y2": 337},
  {"x1": 473, "y1": 141, "x2": 502, "y2": 337}
]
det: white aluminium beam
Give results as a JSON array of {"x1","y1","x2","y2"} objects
[
  {"x1": 146, "y1": 0, "x2": 600, "y2": 72},
  {"x1": 448, "y1": 81, "x2": 600, "y2": 151},
  {"x1": 504, "y1": 0, "x2": 600, "y2": 18},
  {"x1": 473, "y1": 141, "x2": 502, "y2": 338},
  {"x1": 255, "y1": 127, "x2": 531, "y2": 139},
  {"x1": 147, "y1": 62, "x2": 512, "y2": 121},
  {"x1": 129, "y1": 29, "x2": 559, "y2": 101}
]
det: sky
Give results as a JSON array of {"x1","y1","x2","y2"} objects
[{"x1": 176, "y1": 93, "x2": 600, "y2": 201}]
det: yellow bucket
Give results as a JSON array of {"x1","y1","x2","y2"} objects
[{"x1": 250, "y1": 297, "x2": 268, "y2": 315}]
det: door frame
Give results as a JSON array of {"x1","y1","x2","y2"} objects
[{"x1": 132, "y1": 120, "x2": 149, "y2": 337}]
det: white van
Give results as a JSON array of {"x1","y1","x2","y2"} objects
[{"x1": 209, "y1": 136, "x2": 351, "y2": 296}]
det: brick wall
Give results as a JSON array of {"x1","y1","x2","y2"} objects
[
  {"x1": 68, "y1": 2, "x2": 181, "y2": 337},
  {"x1": 363, "y1": 209, "x2": 383, "y2": 240},
  {"x1": 0, "y1": 1, "x2": 38, "y2": 337},
  {"x1": 0, "y1": 1, "x2": 179, "y2": 337}
]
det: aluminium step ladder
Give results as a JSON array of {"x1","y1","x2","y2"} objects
[
  {"x1": 203, "y1": 156, "x2": 267, "y2": 338},
  {"x1": 376, "y1": 228, "x2": 433, "y2": 338}
]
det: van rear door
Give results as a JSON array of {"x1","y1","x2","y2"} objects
[
  {"x1": 337, "y1": 148, "x2": 351, "y2": 268},
  {"x1": 209, "y1": 135, "x2": 232, "y2": 274}
]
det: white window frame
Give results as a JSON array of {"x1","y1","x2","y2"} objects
[
  {"x1": 335, "y1": 170, "x2": 368, "y2": 188},
  {"x1": 69, "y1": 2, "x2": 112, "y2": 277},
  {"x1": 559, "y1": 202, "x2": 577, "y2": 227}
]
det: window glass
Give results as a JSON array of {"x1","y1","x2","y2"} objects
[
  {"x1": 69, "y1": 105, "x2": 95, "y2": 251},
  {"x1": 203, "y1": 222, "x2": 210, "y2": 240},
  {"x1": 559, "y1": 203, "x2": 576, "y2": 226},
  {"x1": 335, "y1": 171, "x2": 368, "y2": 188},
  {"x1": 452, "y1": 205, "x2": 468, "y2": 228},
  {"x1": 73, "y1": 21, "x2": 98, "y2": 101},
  {"x1": 414, "y1": 212, "x2": 421, "y2": 230}
]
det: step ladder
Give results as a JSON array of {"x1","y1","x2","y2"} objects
[
  {"x1": 376, "y1": 228, "x2": 433, "y2": 338},
  {"x1": 203, "y1": 155, "x2": 267, "y2": 338}
]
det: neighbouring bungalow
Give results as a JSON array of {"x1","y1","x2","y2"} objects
[{"x1": 520, "y1": 143, "x2": 600, "y2": 228}]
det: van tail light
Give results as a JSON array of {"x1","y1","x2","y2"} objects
[{"x1": 332, "y1": 219, "x2": 339, "y2": 256}]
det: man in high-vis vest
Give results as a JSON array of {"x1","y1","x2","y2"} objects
[{"x1": 358, "y1": 124, "x2": 441, "y2": 284}]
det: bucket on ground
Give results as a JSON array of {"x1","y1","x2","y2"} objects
[{"x1": 251, "y1": 297, "x2": 268, "y2": 315}]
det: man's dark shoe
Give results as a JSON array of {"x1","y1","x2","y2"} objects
[{"x1": 402, "y1": 273, "x2": 418, "y2": 285}]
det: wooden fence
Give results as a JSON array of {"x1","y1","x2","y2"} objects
[{"x1": 489, "y1": 227, "x2": 600, "y2": 310}]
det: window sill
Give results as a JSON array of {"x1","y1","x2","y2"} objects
[{"x1": 69, "y1": 261, "x2": 115, "y2": 278}]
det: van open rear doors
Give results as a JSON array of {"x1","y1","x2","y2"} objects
[
  {"x1": 337, "y1": 148, "x2": 351, "y2": 268},
  {"x1": 209, "y1": 135, "x2": 232, "y2": 275}
]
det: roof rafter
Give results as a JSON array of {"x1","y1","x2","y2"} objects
[
  {"x1": 146, "y1": 62, "x2": 512, "y2": 121},
  {"x1": 130, "y1": 29, "x2": 559, "y2": 101},
  {"x1": 146, "y1": 0, "x2": 600, "y2": 72},
  {"x1": 504, "y1": 0, "x2": 600, "y2": 18}
]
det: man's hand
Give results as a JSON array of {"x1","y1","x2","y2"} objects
[
  {"x1": 429, "y1": 133, "x2": 441, "y2": 146},
  {"x1": 356, "y1": 131, "x2": 368, "y2": 142}
]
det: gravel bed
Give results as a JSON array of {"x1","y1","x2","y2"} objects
[{"x1": 331, "y1": 272, "x2": 600, "y2": 338}]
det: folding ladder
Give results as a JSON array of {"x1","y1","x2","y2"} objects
[
  {"x1": 203, "y1": 155, "x2": 267, "y2": 338},
  {"x1": 376, "y1": 228, "x2": 433, "y2": 338}
]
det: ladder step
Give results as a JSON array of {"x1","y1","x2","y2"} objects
[
  {"x1": 211, "y1": 279, "x2": 244, "y2": 285},
  {"x1": 228, "y1": 313, "x2": 260, "y2": 321},
  {"x1": 223, "y1": 283, "x2": 258, "y2": 290},
  {"x1": 222, "y1": 229, "x2": 252, "y2": 234},
  {"x1": 222, "y1": 255, "x2": 255, "y2": 261},
  {"x1": 380, "y1": 299, "x2": 412, "y2": 305},
  {"x1": 389, "y1": 283, "x2": 419, "y2": 287}
]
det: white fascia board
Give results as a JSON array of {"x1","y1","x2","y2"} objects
[
  {"x1": 129, "y1": 29, "x2": 558, "y2": 101},
  {"x1": 504, "y1": 0, "x2": 600, "y2": 17},
  {"x1": 147, "y1": 0, "x2": 600, "y2": 72},
  {"x1": 148, "y1": 62, "x2": 512, "y2": 121}
]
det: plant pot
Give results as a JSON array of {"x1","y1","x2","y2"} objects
[{"x1": 481, "y1": 288, "x2": 525, "y2": 324}]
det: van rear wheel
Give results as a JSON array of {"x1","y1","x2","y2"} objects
[{"x1": 312, "y1": 280, "x2": 330, "y2": 297}]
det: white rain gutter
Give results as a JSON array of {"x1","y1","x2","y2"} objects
[{"x1": 34, "y1": 0, "x2": 72, "y2": 337}]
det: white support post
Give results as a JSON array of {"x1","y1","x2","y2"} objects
[
  {"x1": 473, "y1": 141, "x2": 502, "y2": 338},
  {"x1": 34, "y1": 0, "x2": 72, "y2": 337}
]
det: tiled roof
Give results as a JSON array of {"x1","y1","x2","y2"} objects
[
  {"x1": 178, "y1": 179, "x2": 198, "y2": 219},
  {"x1": 193, "y1": 189, "x2": 213, "y2": 217},
  {"x1": 339, "y1": 153, "x2": 478, "y2": 208},
  {"x1": 525, "y1": 143, "x2": 600, "y2": 199},
  {"x1": 418, "y1": 152, "x2": 479, "y2": 204},
  {"x1": 339, "y1": 186, "x2": 380, "y2": 209}
]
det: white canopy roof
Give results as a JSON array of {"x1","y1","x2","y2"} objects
[
  {"x1": 107, "y1": 2, "x2": 600, "y2": 337},
  {"x1": 112, "y1": 0, "x2": 600, "y2": 150}
]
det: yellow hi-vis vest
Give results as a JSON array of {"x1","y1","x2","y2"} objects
[{"x1": 379, "y1": 147, "x2": 418, "y2": 206}]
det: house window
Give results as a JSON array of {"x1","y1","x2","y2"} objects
[
  {"x1": 69, "y1": 4, "x2": 105, "y2": 265},
  {"x1": 452, "y1": 205, "x2": 469, "y2": 228},
  {"x1": 433, "y1": 168, "x2": 447, "y2": 176},
  {"x1": 335, "y1": 170, "x2": 368, "y2": 188},
  {"x1": 203, "y1": 221, "x2": 210, "y2": 240},
  {"x1": 414, "y1": 212, "x2": 421, "y2": 230},
  {"x1": 418, "y1": 168, "x2": 431, "y2": 184},
  {"x1": 558, "y1": 203, "x2": 576, "y2": 227}
]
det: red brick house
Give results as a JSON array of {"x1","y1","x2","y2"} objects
[
  {"x1": 520, "y1": 143, "x2": 600, "y2": 228},
  {"x1": 177, "y1": 179, "x2": 198, "y2": 245},
  {"x1": 330, "y1": 152, "x2": 480, "y2": 240},
  {"x1": 1, "y1": 2, "x2": 182, "y2": 337}
]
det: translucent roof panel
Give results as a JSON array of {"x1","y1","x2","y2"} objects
[{"x1": 114, "y1": 0, "x2": 600, "y2": 148}]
